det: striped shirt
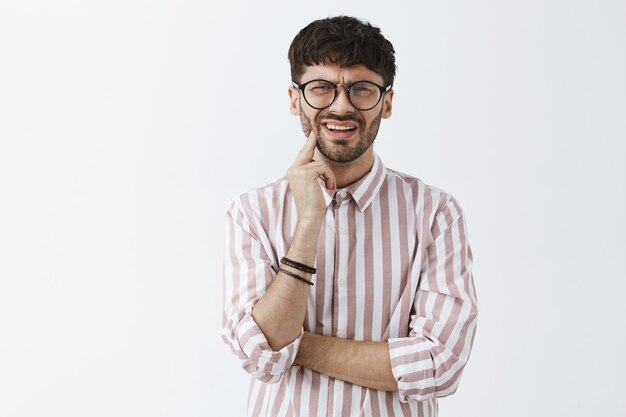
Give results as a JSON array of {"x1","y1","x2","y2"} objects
[{"x1": 222, "y1": 153, "x2": 478, "y2": 417}]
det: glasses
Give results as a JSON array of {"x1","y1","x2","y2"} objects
[{"x1": 292, "y1": 79, "x2": 391, "y2": 111}]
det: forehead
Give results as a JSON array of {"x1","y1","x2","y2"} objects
[{"x1": 300, "y1": 62, "x2": 384, "y2": 85}]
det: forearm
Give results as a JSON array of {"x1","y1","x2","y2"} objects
[
  {"x1": 295, "y1": 331, "x2": 398, "y2": 392},
  {"x1": 252, "y1": 218, "x2": 322, "y2": 351}
]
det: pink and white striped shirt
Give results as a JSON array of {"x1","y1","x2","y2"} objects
[{"x1": 222, "y1": 153, "x2": 477, "y2": 417}]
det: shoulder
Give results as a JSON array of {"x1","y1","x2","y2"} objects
[
  {"x1": 383, "y1": 167, "x2": 468, "y2": 243},
  {"x1": 226, "y1": 177, "x2": 290, "y2": 223},
  {"x1": 384, "y1": 167, "x2": 457, "y2": 215}
]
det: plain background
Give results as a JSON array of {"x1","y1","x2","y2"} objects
[{"x1": 1, "y1": 1, "x2": 625, "y2": 416}]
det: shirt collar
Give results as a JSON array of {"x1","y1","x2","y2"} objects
[{"x1": 319, "y1": 152, "x2": 387, "y2": 212}]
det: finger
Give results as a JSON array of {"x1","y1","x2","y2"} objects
[
  {"x1": 310, "y1": 148, "x2": 336, "y2": 190},
  {"x1": 295, "y1": 130, "x2": 317, "y2": 165},
  {"x1": 312, "y1": 144, "x2": 323, "y2": 162},
  {"x1": 309, "y1": 161, "x2": 336, "y2": 191},
  {"x1": 323, "y1": 172, "x2": 336, "y2": 191}
]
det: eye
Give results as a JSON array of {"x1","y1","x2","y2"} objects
[
  {"x1": 351, "y1": 83, "x2": 376, "y2": 96},
  {"x1": 312, "y1": 87, "x2": 332, "y2": 93},
  {"x1": 308, "y1": 83, "x2": 334, "y2": 95}
]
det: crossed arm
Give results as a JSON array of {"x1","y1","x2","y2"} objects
[
  {"x1": 224, "y1": 193, "x2": 477, "y2": 398},
  {"x1": 254, "y1": 257, "x2": 397, "y2": 392},
  {"x1": 295, "y1": 331, "x2": 398, "y2": 392},
  {"x1": 250, "y1": 202, "x2": 396, "y2": 391}
]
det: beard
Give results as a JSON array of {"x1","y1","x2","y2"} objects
[{"x1": 299, "y1": 103, "x2": 383, "y2": 163}]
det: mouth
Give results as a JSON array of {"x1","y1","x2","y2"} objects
[{"x1": 321, "y1": 120, "x2": 358, "y2": 140}]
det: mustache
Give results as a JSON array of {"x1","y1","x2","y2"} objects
[{"x1": 320, "y1": 114, "x2": 360, "y2": 123}]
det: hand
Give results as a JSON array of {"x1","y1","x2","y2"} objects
[{"x1": 286, "y1": 131, "x2": 336, "y2": 222}]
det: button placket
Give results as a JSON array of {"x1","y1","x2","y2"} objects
[
  {"x1": 333, "y1": 194, "x2": 350, "y2": 344},
  {"x1": 331, "y1": 196, "x2": 340, "y2": 337}
]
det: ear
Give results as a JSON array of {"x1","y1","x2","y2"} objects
[
  {"x1": 288, "y1": 86, "x2": 300, "y2": 116},
  {"x1": 381, "y1": 89, "x2": 394, "y2": 119}
]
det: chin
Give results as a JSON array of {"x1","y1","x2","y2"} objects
[{"x1": 317, "y1": 144, "x2": 369, "y2": 164}]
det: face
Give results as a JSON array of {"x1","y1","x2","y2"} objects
[{"x1": 289, "y1": 63, "x2": 393, "y2": 164}]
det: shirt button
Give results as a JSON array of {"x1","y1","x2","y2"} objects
[
  {"x1": 339, "y1": 190, "x2": 347, "y2": 198},
  {"x1": 339, "y1": 278, "x2": 346, "y2": 286},
  {"x1": 337, "y1": 331, "x2": 345, "y2": 338},
  {"x1": 339, "y1": 226, "x2": 347, "y2": 234}
]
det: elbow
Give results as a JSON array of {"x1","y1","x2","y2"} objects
[
  {"x1": 396, "y1": 354, "x2": 470, "y2": 402},
  {"x1": 242, "y1": 360, "x2": 290, "y2": 384},
  {"x1": 222, "y1": 332, "x2": 292, "y2": 384},
  {"x1": 221, "y1": 319, "x2": 302, "y2": 384},
  {"x1": 433, "y1": 366, "x2": 464, "y2": 398},
  {"x1": 397, "y1": 375, "x2": 461, "y2": 402},
  {"x1": 429, "y1": 351, "x2": 470, "y2": 399}
]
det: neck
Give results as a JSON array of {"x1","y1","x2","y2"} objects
[{"x1": 324, "y1": 148, "x2": 375, "y2": 189}]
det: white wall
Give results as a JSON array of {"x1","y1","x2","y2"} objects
[{"x1": 1, "y1": 1, "x2": 625, "y2": 416}]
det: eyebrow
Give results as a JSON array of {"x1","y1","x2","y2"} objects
[{"x1": 306, "y1": 79, "x2": 380, "y2": 85}]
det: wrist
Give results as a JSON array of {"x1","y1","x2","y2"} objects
[
  {"x1": 295, "y1": 331, "x2": 315, "y2": 366},
  {"x1": 286, "y1": 219, "x2": 323, "y2": 268},
  {"x1": 296, "y1": 213, "x2": 324, "y2": 229},
  {"x1": 294, "y1": 216, "x2": 324, "y2": 240}
]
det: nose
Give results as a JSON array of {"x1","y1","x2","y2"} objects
[{"x1": 328, "y1": 85, "x2": 354, "y2": 113}]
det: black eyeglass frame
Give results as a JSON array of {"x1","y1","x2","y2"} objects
[{"x1": 292, "y1": 79, "x2": 392, "y2": 111}]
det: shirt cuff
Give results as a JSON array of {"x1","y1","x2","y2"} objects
[
  {"x1": 235, "y1": 299, "x2": 303, "y2": 382},
  {"x1": 388, "y1": 337, "x2": 437, "y2": 402}
]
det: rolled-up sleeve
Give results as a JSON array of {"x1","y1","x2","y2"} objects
[
  {"x1": 388, "y1": 196, "x2": 478, "y2": 402},
  {"x1": 221, "y1": 198, "x2": 302, "y2": 383}
]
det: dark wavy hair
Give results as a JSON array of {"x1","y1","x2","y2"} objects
[{"x1": 288, "y1": 16, "x2": 396, "y2": 87}]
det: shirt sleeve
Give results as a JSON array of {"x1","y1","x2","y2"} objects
[
  {"x1": 221, "y1": 198, "x2": 303, "y2": 384},
  {"x1": 387, "y1": 196, "x2": 478, "y2": 402}
]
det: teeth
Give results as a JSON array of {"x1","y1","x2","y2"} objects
[{"x1": 326, "y1": 123, "x2": 356, "y2": 131}]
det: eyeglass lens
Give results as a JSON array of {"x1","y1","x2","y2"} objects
[{"x1": 303, "y1": 80, "x2": 382, "y2": 110}]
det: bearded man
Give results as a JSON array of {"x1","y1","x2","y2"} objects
[{"x1": 222, "y1": 16, "x2": 478, "y2": 417}]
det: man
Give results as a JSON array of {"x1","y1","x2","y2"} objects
[{"x1": 222, "y1": 16, "x2": 477, "y2": 417}]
